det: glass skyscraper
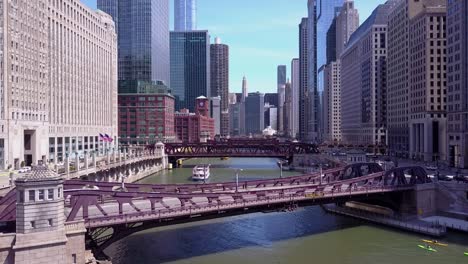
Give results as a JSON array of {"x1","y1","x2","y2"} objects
[
  {"x1": 97, "y1": 0, "x2": 170, "y2": 85},
  {"x1": 277, "y1": 65, "x2": 287, "y2": 87},
  {"x1": 174, "y1": 0, "x2": 197, "y2": 31},
  {"x1": 245, "y1": 92, "x2": 265, "y2": 135},
  {"x1": 170, "y1": 31, "x2": 210, "y2": 112},
  {"x1": 308, "y1": 0, "x2": 343, "y2": 142}
]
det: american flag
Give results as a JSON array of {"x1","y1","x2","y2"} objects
[
  {"x1": 105, "y1": 134, "x2": 114, "y2": 142},
  {"x1": 99, "y1": 133, "x2": 107, "y2": 142}
]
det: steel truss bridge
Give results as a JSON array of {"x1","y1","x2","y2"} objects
[
  {"x1": 0, "y1": 163, "x2": 430, "y2": 259},
  {"x1": 162, "y1": 139, "x2": 320, "y2": 159}
]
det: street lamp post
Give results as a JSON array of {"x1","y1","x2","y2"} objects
[
  {"x1": 235, "y1": 169, "x2": 243, "y2": 193},
  {"x1": 277, "y1": 160, "x2": 284, "y2": 179}
]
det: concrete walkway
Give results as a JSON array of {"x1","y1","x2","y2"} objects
[{"x1": 422, "y1": 216, "x2": 468, "y2": 232}]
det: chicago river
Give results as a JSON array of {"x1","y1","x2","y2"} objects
[{"x1": 106, "y1": 158, "x2": 468, "y2": 264}]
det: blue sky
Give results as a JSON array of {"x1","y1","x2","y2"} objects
[{"x1": 82, "y1": 0, "x2": 386, "y2": 93}]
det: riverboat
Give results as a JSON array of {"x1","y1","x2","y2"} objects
[{"x1": 192, "y1": 164, "x2": 210, "y2": 181}]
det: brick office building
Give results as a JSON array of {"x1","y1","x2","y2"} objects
[
  {"x1": 175, "y1": 96, "x2": 215, "y2": 142},
  {"x1": 118, "y1": 81, "x2": 175, "y2": 145}
]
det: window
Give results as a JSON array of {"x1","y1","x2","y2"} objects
[
  {"x1": 72, "y1": 254, "x2": 77, "y2": 264},
  {"x1": 28, "y1": 190, "x2": 35, "y2": 202},
  {"x1": 19, "y1": 191, "x2": 24, "y2": 203},
  {"x1": 58, "y1": 187, "x2": 62, "y2": 198},
  {"x1": 48, "y1": 219, "x2": 53, "y2": 227},
  {"x1": 38, "y1": 190, "x2": 45, "y2": 201},
  {"x1": 48, "y1": 189, "x2": 54, "y2": 200},
  {"x1": 30, "y1": 221, "x2": 36, "y2": 229}
]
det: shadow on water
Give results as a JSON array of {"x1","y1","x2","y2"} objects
[{"x1": 105, "y1": 206, "x2": 361, "y2": 264}]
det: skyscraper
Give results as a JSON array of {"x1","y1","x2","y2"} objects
[
  {"x1": 408, "y1": 0, "x2": 447, "y2": 162},
  {"x1": 326, "y1": 16, "x2": 338, "y2": 64},
  {"x1": 387, "y1": 0, "x2": 409, "y2": 157},
  {"x1": 277, "y1": 65, "x2": 287, "y2": 87},
  {"x1": 210, "y1": 37, "x2": 230, "y2": 136},
  {"x1": 336, "y1": 0, "x2": 360, "y2": 58},
  {"x1": 174, "y1": 0, "x2": 197, "y2": 31},
  {"x1": 341, "y1": 3, "x2": 392, "y2": 145},
  {"x1": 324, "y1": 0, "x2": 359, "y2": 143},
  {"x1": 277, "y1": 65, "x2": 287, "y2": 134},
  {"x1": 323, "y1": 61, "x2": 342, "y2": 142},
  {"x1": 170, "y1": 31, "x2": 210, "y2": 112},
  {"x1": 447, "y1": 0, "x2": 468, "y2": 169},
  {"x1": 240, "y1": 76, "x2": 248, "y2": 135},
  {"x1": 277, "y1": 84, "x2": 286, "y2": 134},
  {"x1": 299, "y1": 18, "x2": 310, "y2": 141},
  {"x1": 291, "y1": 58, "x2": 300, "y2": 139},
  {"x1": 242, "y1": 76, "x2": 248, "y2": 102},
  {"x1": 307, "y1": 1, "x2": 318, "y2": 142},
  {"x1": 284, "y1": 81, "x2": 293, "y2": 137},
  {"x1": 97, "y1": 0, "x2": 170, "y2": 85},
  {"x1": 245, "y1": 93, "x2": 265, "y2": 135},
  {"x1": 314, "y1": 0, "x2": 344, "y2": 142}
]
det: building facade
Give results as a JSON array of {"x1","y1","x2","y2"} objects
[
  {"x1": 324, "y1": 61, "x2": 342, "y2": 142},
  {"x1": 97, "y1": 0, "x2": 170, "y2": 85},
  {"x1": 283, "y1": 81, "x2": 293, "y2": 137},
  {"x1": 174, "y1": 97, "x2": 215, "y2": 143},
  {"x1": 277, "y1": 84, "x2": 286, "y2": 134},
  {"x1": 336, "y1": 0, "x2": 360, "y2": 58},
  {"x1": 408, "y1": 0, "x2": 447, "y2": 162},
  {"x1": 299, "y1": 18, "x2": 310, "y2": 141},
  {"x1": 118, "y1": 81, "x2": 175, "y2": 145},
  {"x1": 174, "y1": 0, "x2": 197, "y2": 31},
  {"x1": 210, "y1": 37, "x2": 229, "y2": 136},
  {"x1": 307, "y1": 2, "x2": 319, "y2": 142},
  {"x1": 240, "y1": 76, "x2": 248, "y2": 135},
  {"x1": 264, "y1": 104, "x2": 278, "y2": 131},
  {"x1": 290, "y1": 58, "x2": 300, "y2": 139},
  {"x1": 277, "y1": 65, "x2": 287, "y2": 87},
  {"x1": 209, "y1": 96, "x2": 221, "y2": 135},
  {"x1": 387, "y1": 0, "x2": 410, "y2": 158},
  {"x1": 245, "y1": 92, "x2": 265, "y2": 135},
  {"x1": 170, "y1": 31, "x2": 210, "y2": 112},
  {"x1": 0, "y1": 0, "x2": 118, "y2": 169},
  {"x1": 447, "y1": 0, "x2": 468, "y2": 168},
  {"x1": 315, "y1": 0, "x2": 344, "y2": 142},
  {"x1": 323, "y1": 0, "x2": 359, "y2": 144},
  {"x1": 341, "y1": 4, "x2": 391, "y2": 145},
  {"x1": 229, "y1": 103, "x2": 241, "y2": 136}
]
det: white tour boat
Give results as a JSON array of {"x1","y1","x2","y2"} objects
[{"x1": 192, "y1": 164, "x2": 211, "y2": 181}]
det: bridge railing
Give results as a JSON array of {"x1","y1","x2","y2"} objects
[
  {"x1": 64, "y1": 167, "x2": 345, "y2": 193},
  {"x1": 80, "y1": 185, "x2": 414, "y2": 228},
  {"x1": 60, "y1": 152, "x2": 166, "y2": 179}
]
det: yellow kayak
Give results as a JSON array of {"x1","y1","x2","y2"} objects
[{"x1": 421, "y1": 239, "x2": 448, "y2": 247}]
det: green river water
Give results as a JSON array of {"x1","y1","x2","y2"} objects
[{"x1": 105, "y1": 158, "x2": 468, "y2": 264}]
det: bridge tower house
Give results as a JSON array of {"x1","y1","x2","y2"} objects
[{"x1": 13, "y1": 166, "x2": 85, "y2": 264}]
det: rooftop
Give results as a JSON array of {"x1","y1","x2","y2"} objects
[{"x1": 16, "y1": 166, "x2": 62, "y2": 183}]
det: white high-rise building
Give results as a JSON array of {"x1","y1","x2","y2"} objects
[
  {"x1": 0, "y1": 0, "x2": 118, "y2": 169},
  {"x1": 324, "y1": 61, "x2": 342, "y2": 142},
  {"x1": 290, "y1": 58, "x2": 300, "y2": 139}
]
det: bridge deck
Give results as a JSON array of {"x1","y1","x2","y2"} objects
[{"x1": 76, "y1": 185, "x2": 412, "y2": 228}]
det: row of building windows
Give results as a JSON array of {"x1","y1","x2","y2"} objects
[{"x1": 18, "y1": 187, "x2": 62, "y2": 203}]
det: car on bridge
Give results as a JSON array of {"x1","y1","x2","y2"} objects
[{"x1": 454, "y1": 174, "x2": 468, "y2": 183}]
